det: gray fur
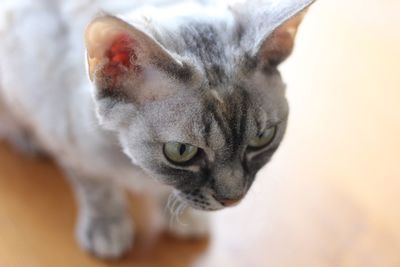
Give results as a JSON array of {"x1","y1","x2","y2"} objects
[
  {"x1": 69, "y1": 173, "x2": 133, "y2": 259},
  {"x1": 0, "y1": 0, "x2": 313, "y2": 259},
  {"x1": 99, "y1": 16, "x2": 292, "y2": 209}
]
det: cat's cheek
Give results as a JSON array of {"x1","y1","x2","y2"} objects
[
  {"x1": 118, "y1": 133, "x2": 154, "y2": 170},
  {"x1": 118, "y1": 135, "x2": 139, "y2": 164},
  {"x1": 94, "y1": 99, "x2": 138, "y2": 131}
]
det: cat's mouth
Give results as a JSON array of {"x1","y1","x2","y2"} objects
[
  {"x1": 211, "y1": 193, "x2": 243, "y2": 207},
  {"x1": 176, "y1": 190, "x2": 244, "y2": 211},
  {"x1": 175, "y1": 191, "x2": 222, "y2": 211}
]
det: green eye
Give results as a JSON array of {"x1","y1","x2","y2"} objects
[
  {"x1": 249, "y1": 126, "x2": 276, "y2": 149},
  {"x1": 163, "y1": 142, "x2": 199, "y2": 164}
]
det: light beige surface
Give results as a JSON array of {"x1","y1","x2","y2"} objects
[{"x1": 0, "y1": 0, "x2": 399, "y2": 266}]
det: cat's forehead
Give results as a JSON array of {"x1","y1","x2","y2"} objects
[
  {"x1": 178, "y1": 22, "x2": 236, "y2": 86},
  {"x1": 141, "y1": 85, "x2": 266, "y2": 148},
  {"x1": 140, "y1": 55, "x2": 286, "y2": 131},
  {"x1": 130, "y1": 14, "x2": 288, "y2": 147},
  {"x1": 144, "y1": 16, "x2": 247, "y2": 87}
]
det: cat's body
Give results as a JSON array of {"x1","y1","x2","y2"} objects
[
  {"x1": 0, "y1": 0, "x2": 313, "y2": 259},
  {"x1": 0, "y1": 0, "x2": 176, "y2": 190}
]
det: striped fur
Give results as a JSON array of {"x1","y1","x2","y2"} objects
[
  {"x1": 97, "y1": 12, "x2": 295, "y2": 210},
  {"x1": 0, "y1": 0, "x2": 312, "y2": 258}
]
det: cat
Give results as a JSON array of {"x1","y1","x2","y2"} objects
[{"x1": 0, "y1": 0, "x2": 314, "y2": 259}]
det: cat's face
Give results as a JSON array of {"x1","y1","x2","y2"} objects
[
  {"x1": 85, "y1": 0, "x2": 313, "y2": 210},
  {"x1": 117, "y1": 64, "x2": 288, "y2": 210}
]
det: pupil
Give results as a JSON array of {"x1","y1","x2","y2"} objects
[{"x1": 179, "y1": 144, "x2": 186, "y2": 155}]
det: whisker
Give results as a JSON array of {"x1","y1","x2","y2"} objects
[
  {"x1": 175, "y1": 202, "x2": 188, "y2": 226},
  {"x1": 168, "y1": 192, "x2": 181, "y2": 227},
  {"x1": 165, "y1": 191, "x2": 175, "y2": 215},
  {"x1": 165, "y1": 192, "x2": 189, "y2": 228}
]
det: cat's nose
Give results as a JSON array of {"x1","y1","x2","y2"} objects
[{"x1": 213, "y1": 195, "x2": 243, "y2": 207}]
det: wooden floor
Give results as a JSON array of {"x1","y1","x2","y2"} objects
[{"x1": 1, "y1": 0, "x2": 399, "y2": 266}]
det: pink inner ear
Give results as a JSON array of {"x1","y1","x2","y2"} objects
[
  {"x1": 102, "y1": 34, "x2": 139, "y2": 82},
  {"x1": 108, "y1": 34, "x2": 136, "y2": 66}
]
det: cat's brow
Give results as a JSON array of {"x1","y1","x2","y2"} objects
[
  {"x1": 201, "y1": 107, "x2": 213, "y2": 147},
  {"x1": 202, "y1": 88, "x2": 250, "y2": 157}
]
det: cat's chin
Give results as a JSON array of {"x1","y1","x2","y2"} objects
[{"x1": 187, "y1": 204, "x2": 224, "y2": 212}]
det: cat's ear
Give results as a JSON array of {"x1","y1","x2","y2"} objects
[
  {"x1": 257, "y1": 9, "x2": 309, "y2": 66},
  {"x1": 233, "y1": 0, "x2": 315, "y2": 67},
  {"x1": 85, "y1": 15, "x2": 187, "y2": 130},
  {"x1": 85, "y1": 15, "x2": 184, "y2": 100}
]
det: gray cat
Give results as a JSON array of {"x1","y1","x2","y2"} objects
[{"x1": 0, "y1": 0, "x2": 314, "y2": 259}]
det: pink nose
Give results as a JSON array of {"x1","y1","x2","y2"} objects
[{"x1": 215, "y1": 196, "x2": 243, "y2": 207}]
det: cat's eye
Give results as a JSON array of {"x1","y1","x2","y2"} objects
[
  {"x1": 163, "y1": 142, "x2": 199, "y2": 164},
  {"x1": 248, "y1": 126, "x2": 277, "y2": 149}
]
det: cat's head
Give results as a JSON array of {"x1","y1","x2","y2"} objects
[{"x1": 85, "y1": 0, "x2": 314, "y2": 210}]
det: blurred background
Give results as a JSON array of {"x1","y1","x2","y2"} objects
[{"x1": 0, "y1": 0, "x2": 399, "y2": 266}]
